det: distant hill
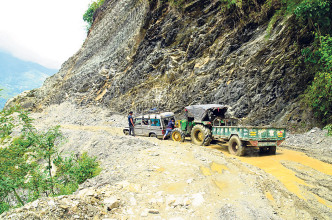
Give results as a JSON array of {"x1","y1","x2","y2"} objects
[{"x1": 0, "y1": 51, "x2": 58, "y2": 108}]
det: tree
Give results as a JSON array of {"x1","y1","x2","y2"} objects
[
  {"x1": 83, "y1": 0, "x2": 105, "y2": 31},
  {"x1": 0, "y1": 107, "x2": 101, "y2": 214}
]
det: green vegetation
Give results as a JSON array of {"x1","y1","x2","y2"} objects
[
  {"x1": 83, "y1": 0, "x2": 105, "y2": 31},
  {"x1": 264, "y1": 0, "x2": 332, "y2": 123},
  {"x1": 168, "y1": 0, "x2": 186, "y2": 8},
  {"x1": 294, "y1": 0, "x2": 331, "y2": 34},
  {"x1": 324, "y1": 124, "x2": 332, "y2": 135},
  {"x1": 54, "y1": 152, "x2": 101, "y2": 194},
  {"x1": 292, "y1": 0, "x2": 332, "y2": 123},
  {"x1": 303, "y1": 35, "x2": 332, "y2": 122},
  {"x1": 220, "y1": 0, "x2": 242, "y2": 8},
  {"x1": 0, "y1": 107, "x2": 101, "y2": 214}
]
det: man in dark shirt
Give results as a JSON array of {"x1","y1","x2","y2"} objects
[
  {"x1": 128, "y1": 111, "x2": 135, "y2": 136},
  {"x1": 163, "y1": 118, "x2": 175, "y2": 140}
]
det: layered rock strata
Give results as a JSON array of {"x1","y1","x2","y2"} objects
[{"x1": 8, "y1": 0, "x2": 314, "y2": 127}]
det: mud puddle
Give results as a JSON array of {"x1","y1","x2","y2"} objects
[{"x1": 208, "y1": 144, "x2": 332, "y2": 209}]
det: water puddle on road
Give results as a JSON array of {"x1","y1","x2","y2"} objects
[
  {"x1": 200, "y1": 166, "x2": 212, "y2": 176},
  {"x1": 211, "y1": 162, "x2": 228, "y2": 174},
  {"x1": 213, "y1": 180, "x2": 227, "y2": 191},
  {"x1": 200, "y1": 162, "x2": 228, "y2": 176},
  {"x1": 208, "y1": 144, "x2": 332, "y2": 202}
]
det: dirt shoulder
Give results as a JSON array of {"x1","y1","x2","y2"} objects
[
  {"x1": 1, "y1": 103, "x2": 331, "y2": 219},
  {"x1": 281, "y1": 127, "x2": 332, "y2": 164}
]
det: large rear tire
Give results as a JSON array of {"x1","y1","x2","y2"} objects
[
  {"x1": 259, "y1": 147, "x2": 268, "y2": 154},
  {"x1": 259, "y1": 146, "x2": 276, "y2": 155},
  {"x1": 191, "y1": 124, "x2": 212, "y2": 146},
  {"x1": 268, "y1": 146, "x2": 276, "y2": 155},
  {"x1": 228, "y1": 136, "x2": 245, "y2": 156},
  {"x1": 172, "y1": 128, "x2": 185, "y2": 142}
]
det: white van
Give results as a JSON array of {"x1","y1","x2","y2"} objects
[{"x1": 123, "y1": 112, "x2": 175, "y2": 138}]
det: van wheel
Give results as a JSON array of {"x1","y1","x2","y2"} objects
[
  {"x1": 172, "y1": 128, "x2": 185, "y2": 142},
  {"x1": 228, "y1": 136, "x2": 245, "y2": 156},
  {"x1": 149, "y1": 133, "x2": 157, "y2": 138},
  {"x1": 191, "y1": 124, "x2": 212, "y2": 146}
]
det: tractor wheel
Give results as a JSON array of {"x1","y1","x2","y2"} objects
[
  {"x1": 259, "y1": 146, "x2": 276, "y2": 155},
  {"x1": 228, "y1": 136, "x2": 245, "y2": 156},
  {"x1": 171, "y1": 128, "x2": 185, "y2": 142},
  {"x1": 259, "y1": 147, "x2": 268, "y2": 154},
  {"x1": 191, "y1": 124, "x2": 212, "y2": 146},
  {"x1": 267, "y1": 146, "x2": 276, "y2": 155}
]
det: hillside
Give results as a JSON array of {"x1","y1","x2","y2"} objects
[
  {"x1": 4, "y1": 0, "x2": 330, "y2": 128},
  {"x1": 0, "y1": 51, "x2": 58, "y2": 108}
]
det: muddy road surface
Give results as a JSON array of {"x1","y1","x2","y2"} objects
[{"x1": 2, "y1": 103, "x2": 331, "y2": 219}]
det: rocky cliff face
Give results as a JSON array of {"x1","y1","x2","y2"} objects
[{"x1": 8, "y1": 0, "x2": 315, "y2": 128}]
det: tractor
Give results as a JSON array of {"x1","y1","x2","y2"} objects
[{"x1": 171, "y1": 104, "x2": 228, "y2": 146}]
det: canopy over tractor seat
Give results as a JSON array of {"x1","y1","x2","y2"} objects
[{"x1": 184, "y1": 104, "x2": 228, "y2": 122}]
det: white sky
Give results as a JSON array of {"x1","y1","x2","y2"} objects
[{"x1": 0, "y1": 0, "x2": 92, "y2": 69}]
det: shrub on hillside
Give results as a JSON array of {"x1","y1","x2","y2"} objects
[
  {"x1": 304, "y1": 35, "x2": 332, "y2": 122},
  {"x1": 83, "y1": 0, "x2": 105, "y2": 31},
  {"x1": 0, "y1": 107, "x2": 102, "y2": 214}
]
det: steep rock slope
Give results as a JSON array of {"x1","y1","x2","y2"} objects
[{"x1": 9, "y1": 0, "x2": 314, "y2": 127}]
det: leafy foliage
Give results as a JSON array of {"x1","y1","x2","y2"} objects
[
  {"x1": 324, "y1": 124, "x2": 332, "y2": 135},
  {"x1": 269, "y1": 0, "x2": 332, "y2": 122},
  {"x1": 0, "y1": 139, "x2": 34, "y2": 206},
  {"x1": 83, "y1": 0, "x2": 105, "y2": 31},
  {"x1": 294, "y1": 0, "x2": 331, "y2": 34},
  {"x1": 0, "y1": 202, "x2": 10, "y2": 214},
  {"x1": 318, "y1": 35, "x2": 332, "y2": 67},
  {"x1": 304, "y1": 35, "x2": 332, "y2": 122},
  {"x1": 306, "y1": 70, "x2": 332, "y2": 120},
  {"x1": 53, "y1": 152, "x2": 101, "y2": 195},
  {"x1": 220, "y1": 0, "x2": 242, "y2": 8},
  {"x1": 0, "y1": 107, "x2": 17, "y2": 143},
  {"x1": 0, "y1": 107, "x2": 101, "y2": 214},
  {"x1": 292, "y1": 0, "x2": 332, "y2": 123}
]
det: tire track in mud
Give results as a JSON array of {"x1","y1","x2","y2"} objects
[
  {"x1": 53, "y1": 124, "x2": 332, "y2": 219},
  {"x1": 207, "y1": 144, "x2": 332, "y2": 219}
]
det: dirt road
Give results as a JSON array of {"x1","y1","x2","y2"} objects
[
  {"x1": 108, "y1": 134, "x2": 332, "y2": 219},
  {"x1": 59, "y1": 123, "x2": 332, "y2": 219},
  {"x1": 2, "y1": 103, "x2": 331, "y2": 219}
]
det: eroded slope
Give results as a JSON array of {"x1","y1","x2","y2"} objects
[{"x1": 8, "y1": 0, "x2": 315, "y2": 128}]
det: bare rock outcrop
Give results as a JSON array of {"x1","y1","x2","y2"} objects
[{"x1": 7, "y1": 0, "x2": 316, "y2": 129}]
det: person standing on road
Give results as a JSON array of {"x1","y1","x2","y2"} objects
[
  {"x1": 128, "y1": 111, "x2": 135, "y2": 136},
  {"x1": 163, "y1": 118, "x2": 175, "y2": 140}
]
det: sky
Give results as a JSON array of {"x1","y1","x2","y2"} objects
[{"x1": 0, "y1": 0, "x2": 92, "y2": 69}]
